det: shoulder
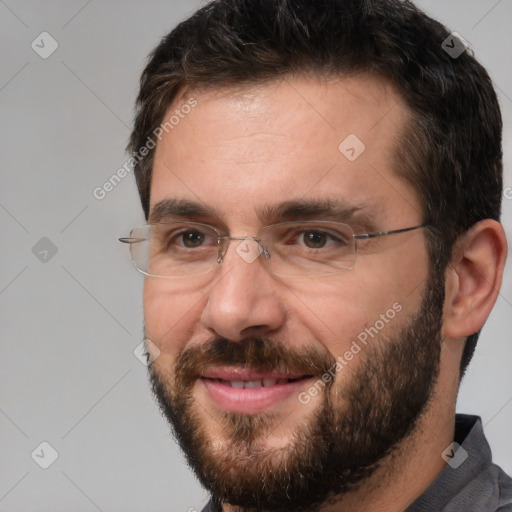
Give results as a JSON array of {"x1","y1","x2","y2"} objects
[
  {"x1": 497, "y1": 464, "x2": 512, "y2": 510},
  {"x1": 408, "y1": 415, "x2": 512, "y2": 512}
]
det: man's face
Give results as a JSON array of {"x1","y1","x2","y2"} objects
[{"x1": 144, "y1": 76, "x2": 442, "y2": 510}]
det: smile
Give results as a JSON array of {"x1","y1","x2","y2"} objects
[
  {"x1": 207, "y1": 377, "x2": 302, "y2": 388},
  {"x1": 200, "y1": 367, "x2": 313, "y2": 414}
]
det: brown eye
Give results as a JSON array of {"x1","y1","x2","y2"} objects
[
  {"x1": 181, "y1": 230, "x2": 205, "y2": 248},
  {"x1": 302, "y1": 231, "x2": 328, "y2": 248}
]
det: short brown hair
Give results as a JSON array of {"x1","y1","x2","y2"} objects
[{"x1": 128, "y1": 0, "x2": 503, "y2": 375}]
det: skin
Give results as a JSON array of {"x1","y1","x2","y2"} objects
[{"x1": 143, "y1": 74, "x2": 507, "y2": 511}]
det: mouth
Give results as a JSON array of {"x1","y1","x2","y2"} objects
[
  {"x1": 199, "y1": 367, "x2": 314, "y2": 414},
  {"x1": 205, "y1": 376, "x2": 305, "y2": 388}
]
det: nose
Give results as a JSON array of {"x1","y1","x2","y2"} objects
[{"x1": 200, "y1": 238, "x2": 287, "y2": 341}]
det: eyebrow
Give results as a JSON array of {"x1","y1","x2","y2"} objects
[
  {"x1": 150, "y1": 199, "x2": 218, "y2": 223},
  {"x1": 149, "y1": 198, "x2": 376, "y2": 230},
  {"x1": 259, "y1": 199, "x2": 362, "y2": 223}
]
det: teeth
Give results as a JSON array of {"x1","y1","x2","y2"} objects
[
  {"x1": 227, "y1": 378, "x2": 290, "y2": 388},
  {"x1": 244, "y1": 380, "x2": 262, "y2": 388}
]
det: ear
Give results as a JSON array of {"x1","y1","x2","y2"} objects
[{"x1": 443, "y1": 219, "x2": 508, "y2": 339}]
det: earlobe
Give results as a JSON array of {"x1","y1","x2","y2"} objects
[{"x1": 442, "y1": 219, "x2": 508, "y2": 339}]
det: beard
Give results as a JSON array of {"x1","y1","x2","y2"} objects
[{"x1": 148, "y1": 270, "x2": 444, "y2": 512}]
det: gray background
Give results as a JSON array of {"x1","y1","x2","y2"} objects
[{"x1": 0, "y1": 1, "x2": 511, "y2": 511}]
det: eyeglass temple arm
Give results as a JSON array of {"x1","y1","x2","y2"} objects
[
  {"x1": 118, "y1": 237, "x2": 146, "y2": 244},
  {"x1": 354, "y1": 224, "x2": 429, "y2": 240}
]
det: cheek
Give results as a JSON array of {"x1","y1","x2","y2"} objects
[
  {"x1": 293, "y1": 260, "x2": 426, "y2": 359},
  {"x1": 143, "y1": 279, "x2": 205, "y2": 359}
]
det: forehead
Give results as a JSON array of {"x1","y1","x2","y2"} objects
[{"x1": 150, "y1": 74, "x2": 421, "y2": 227}]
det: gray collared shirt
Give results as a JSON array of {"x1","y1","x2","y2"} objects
[
  {"x1": 201, "y1": 414, "x2": 512, "y2": 512},
  {"x1": 407, "y1": 415, "x2": 512, "y2": 511}
]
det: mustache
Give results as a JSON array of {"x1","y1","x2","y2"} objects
[{"x1": 173, "y1": 337, "x2": 337, "y2": 386}]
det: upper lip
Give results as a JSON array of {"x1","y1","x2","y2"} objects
[{"x1": 201, "y1": 366, "x2": 308, "y2": 381}]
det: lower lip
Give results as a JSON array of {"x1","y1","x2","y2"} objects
[{"x1": 201, "y1": 378, "x2": 310, "y2": 414}]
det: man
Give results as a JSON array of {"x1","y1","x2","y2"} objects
[{"x1": 120, "y1": 0, "x2": 511, "y2": 510}]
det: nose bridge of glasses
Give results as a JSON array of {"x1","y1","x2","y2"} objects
[{"x1": 217, "y1": 236, "x2": 270, "y2": 264}]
